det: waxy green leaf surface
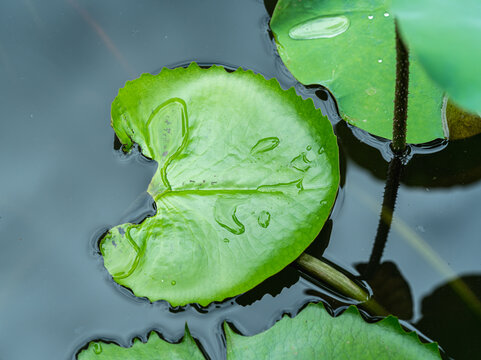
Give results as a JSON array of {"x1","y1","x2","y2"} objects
[
  {"x1": 392, "y1": 0, "x2": 481, "y2": 115},
  {"x1": 270, "y1": 0, "x2": 446, "y2": 144},
  {"x1": 102, "y1": 64, "x2": 339, "y2": 306},
  {"x1": 78, "y1": 330, "x2": 204, "y2": 360},
  {"x1": 78, "y1": 303, "x2": 441, "y2": 359}
]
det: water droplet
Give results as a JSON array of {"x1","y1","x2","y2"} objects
[
  {"x1": 223, "y1": 238, "x2": 230, "y2": 243},
  {"x1": 93, "y1": 343, "x2": 102, "y2": 355},
  {"x1": 214, "y1": 198, "x2": 245, "y2": 235},
  {"x1": 171, "y1": 280, "x2": 176, "y2": 285},
  {"x1": 318, "y1": 147, "x2": 325, "y2": 155},
  {"x1": 378, "y1": 59, "x2": 383, "y2": 63},
  {"x1": 368, "y1": 15, "x2": 374, "y2": 20},
  {"x1": 384, "y1": 12, "x2": 390, "y2": 17},
  {"x1": 320, "y1": 200, "x2": 328, "y2": 206},
  {"x1": 289, "y1": 15, "x2": 350, "y2": 40},
  {"x1": 146, "y1": 98, "x2": 188, "y2": 164},
  {"x1": 290, "y1": 152, "x2": 311, "y2": 172},
  {"x1": 366, "y1": 87, "x2": 377, "y2": 96},
  {"x1": 101, "y1": 228, "x2": 141, "y2": 280},
  {"x1": 306, "y1": 145, "x2": 312, "y2": 151},
  {"x1": 258, "y1": 211, "x2": 271, "y2": 228},
  {"x1": 250, "y1": 137, "x2": 280, "y2": 155},
  {"x1": 257, "y1": 179, "x2": 304, "y2": 195}
]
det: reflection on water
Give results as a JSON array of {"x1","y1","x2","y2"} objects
[
  {"x1": 0, "y1": 0, "x2": 480, "y2": 359},
  {"x1": 417, "y1": 275, "x2": 481, "y2": 360}
]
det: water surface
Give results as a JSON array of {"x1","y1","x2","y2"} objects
[{"x1": 1, "y1": 1, "x2": 480, "y2": 359}]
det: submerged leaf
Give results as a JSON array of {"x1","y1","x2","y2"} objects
[
  {"x1": 270, "y1": 0, "x2": 445, "y2": 144},
  {"x1": 392, "y1": 0, "x2": 481, "y2": 115},
  {"x1": 102, "y1": 64, "x2": 339, "y2": 306},
  {"x1": 446, "y1": 101, "x2": 481, "y2": 140},
  {"x1": 78, "y1": 303, "x2": 441, "y2": 359}
]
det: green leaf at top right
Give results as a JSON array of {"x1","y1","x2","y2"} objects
[
  {"x1": 271, "y1": 0, "x2": 446, "y2": 144},
  {"x1": 392, "y1": 0, "x2": 481, "y2": 116}
]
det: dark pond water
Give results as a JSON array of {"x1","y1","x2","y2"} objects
[{"x1": 1, "y1": 0, "x2": 480, "y2": 359}]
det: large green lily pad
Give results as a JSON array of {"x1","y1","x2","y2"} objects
[
  {"x1": 270, "y1": 0, "x2": 446, "y2": 144},
  {"x1": 392, "y1": 0, "x2": 481, "y2": 115},
  {"x1": 78, "y1": 303, "x2": 441, "y2": 359},
  {"x1": 101, "y1": 64, "x2": 339, "y2": 306}
]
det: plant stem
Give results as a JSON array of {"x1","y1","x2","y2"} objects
[
  {"x1": 391, "y1": 20, "x2": 410, "y2": 154},
  {"x1": 296, "y1": 253, "x2": 387, "y2": 315},
  {"x1": 364, "y1": 157, "x2": 403, "y2": 279},
  {"x1": 296, "y1": 21, "x2": 410, "y2": 314},
  {"x1": 363, "y1": 21, "x2": 410, "y2": 278},
  {"x1": 297, "y1": 253, "x2": 369, "y2": 302}
]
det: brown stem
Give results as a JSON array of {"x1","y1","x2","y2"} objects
[
  {"x1": 364, "y1": 157, "x2": 403, "y2": 279},
  {"x1": 363, "y1": 21, "x2": 410, "y2": 278},
  {"x1": 391, "y1": 20, "x2": 410, "y2": 154}
]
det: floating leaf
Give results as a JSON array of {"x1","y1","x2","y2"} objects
[
  {"x1": 270, "y1": 0, "x2": 445, "y2": 144},
  {"x1": 102, "y1": 64, "x2": 339, "y2": 306},
  {"x1": 226, "y1": 303, "x2": 440, "y2": 359},
  {"x1": 78, "y1": 303, "x2": 441, "y2": 359},
  {"x1": 78, "y1": 330, "x2": 204, "y2": 360},
  {"x1": 392, "y1": 0, "x2": 481, "y2": 115}
]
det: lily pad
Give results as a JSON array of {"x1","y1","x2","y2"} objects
[
  {"x1": 101, "y1": 64, "x2": 339, "y2": 306},
  {"x1": 392, "y1": 0, "x2": 481, "y2": 115},
  {"x1": 78, "y1": 303, "x2": 441, "y2": 359},
  {"x1": 270, "y1": 0, "x2": 445, "y2": 144},
  {"x1": 78, "y1": 329, "x2": 204, "y2": 360}
]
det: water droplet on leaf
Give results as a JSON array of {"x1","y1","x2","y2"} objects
[
  {"x1": 101, "y1": 229, "x2": 141, "y2": 280},
  {"x1": 290, "y1": 152, "x2": 311, "y2": 172},
  {"x1": 250, "y1": 137, "x2": 280, "y2": 155},
  {"x1": 258, "y1": 211, "x2": 271, "y2": 228},
  {"x1": 257, "y1": 179, "x2": 304, "y2": 195},
  {"x1": 93, "y1": 343, "x2": 102, "y2": 355},
  {"x1": 214, "y1": 198, "x2": 245, "y2": 235},
  {"x1": 289, "y1": 15, "x2": 350, "y2": 40},
  {"x1": 171, "y1": 280, "x2": 176, "y2": 286}
]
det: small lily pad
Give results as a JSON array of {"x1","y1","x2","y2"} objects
[{"x1": 101, "y1": 64, "x2": 339, "y2": 306}]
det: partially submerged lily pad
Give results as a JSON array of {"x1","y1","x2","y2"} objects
[
  {"x1": 101, "y1": 64, "x2": 339, "y2": 306},
  {"x1": 78, "y1": 303, "x2": 441, "y2": 359},
  {"x1": 392, "y1": 0, "x2": 481, "y2": 116},
  {"x1": 270, "y1": 0, "x2": 446, "y2": 144},
  {"x1": 78, "y1": 329, "x2": 204, "y2": 360},
  {"x1": 446, "y1": 101, "x2": 481, "y2": 140}
]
